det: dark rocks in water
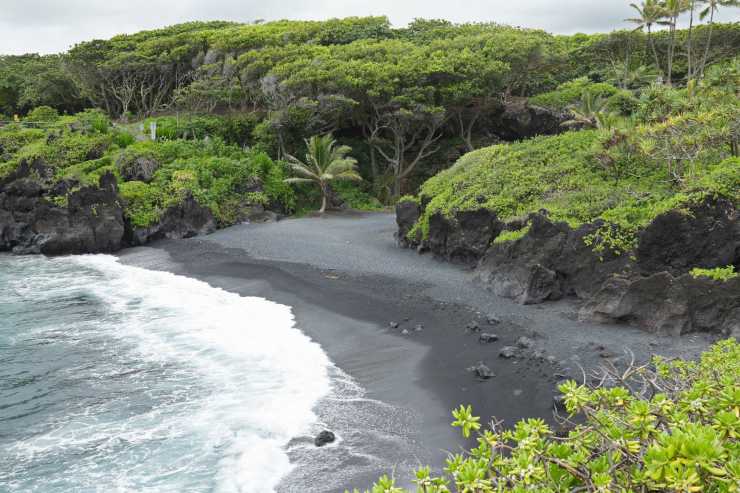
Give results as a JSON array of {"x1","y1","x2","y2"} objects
[
  {"x1": 0, "y1": 160, "x2": 125, "y2": 255},
  {"x1": 486, "y1": 314, "x2": 502, "y2": 325},
  {"x1": 499, "y1": 346, "x2": 518, "y2": 359},
  {"x1": 466, "y1": 321, "x2": 481, "y2": 332},
  {"x1": 389, "y1": 321, "x2": 399, "y2": 329},
  {"x1": 314, "y1": 430, "x2": 336, "y2": 447},
  {"x1": 125, "y1": 192, "x2": 216, "y2": 246},
  {"x1": 479, "y1": 333, "x2": 499, "y2": 344},
  {"x1": 467, "y1": 362, "x2": 495, "y2": 379}
]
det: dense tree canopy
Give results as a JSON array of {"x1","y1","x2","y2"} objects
[{"x1": 2, "y1": 15, "x2": 738, "y2": 200}]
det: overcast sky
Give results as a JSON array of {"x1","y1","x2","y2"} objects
[{"x1": 2, "y1": 0, "x2": 739, "y2": 55}]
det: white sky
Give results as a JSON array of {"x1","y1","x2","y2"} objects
[{"x1": 2, "y1": 0, "x2": 739, "y2": 55}]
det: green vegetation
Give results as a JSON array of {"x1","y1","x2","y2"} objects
[
  {"x1": 1, "y1": 14, "x2": 738, "y2": 204},
  {"x1": 493, "y1": 227, "x2": 531, "y2": 245},
  {"x1": 352, "y1": 338, "x2": 740, "y2": 493},
  {"x1": 690, "y1": 265, "x2": 739, "y2": 281},
  {"x1": 0, "y1": 111, "x2": 294, "y2": 228},
  {"x1": 284, "y1": 134, "x2": 362, "y2": 213},
  {"x1": 406, "y1": 59, "x2": 739, "y2": 255}
]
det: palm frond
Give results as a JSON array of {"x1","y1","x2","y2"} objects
[
  {"x1": 324, "y1": 157, "x2": 359, "y2": 177},
  {"x1": 285, "y1": 156, "x2": 320, "y2": 180},
  {"x1": 283, "y1": 177, "x2": 315, "y2": 184},
  {"x1": 332, "y1": 171, "x2": 363, "y2": 182}
]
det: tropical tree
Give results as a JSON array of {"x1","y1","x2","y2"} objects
[
  {"x1": 284, "y1": 134, "x2": 362, "y2": 213},
  {"x1": 663, "y1": 0, "x2": 690, "y2": 85},
  {"x1": 626, "y1": 0, "x2": 670, "y2": 79},
  {"x1": 562, "y1": 90, "x2": 612, "y2": 129},
  {"x1": 698, "y1": 0, "x2": 740, "y2": 77}
]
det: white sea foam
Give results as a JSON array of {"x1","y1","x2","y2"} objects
[{"x1": 1, "y1": 254, "x2": 332, "y2": 492}]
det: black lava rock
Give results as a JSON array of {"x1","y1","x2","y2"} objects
[
  {"x1": 479, "y1": 333, "x2": 499, "y2": 344},
  {"x1": 499, "y1": 346, "x2": 518, "y2": 359},
  {"x1": 467, "y1": 362, "x2": 495, "y2": 380},
  {"x1": 314, "y1": 430, "x2": 336, "y2": 447}
]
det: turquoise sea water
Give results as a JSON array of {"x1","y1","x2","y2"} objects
[{"x1": 0, "y1": 254, "x2": 332, "y2": 492}]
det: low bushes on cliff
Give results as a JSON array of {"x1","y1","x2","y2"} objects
[
  {"x1": 405, "y1": 67, "x2": 739, "y2": 256},
  {"x1": 356, "y1": 338, "x2": 740, "y2": 493},
  {"x1": 0, "y1": 110, "x2": 296, "y2": 253},
  {"x1": 397, "y1": 63, "x2": 739, "y2": 334}
]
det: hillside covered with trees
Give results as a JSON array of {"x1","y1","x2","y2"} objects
[{"x1": 1, "y1": 15, "x2": 739, "y2": 204}]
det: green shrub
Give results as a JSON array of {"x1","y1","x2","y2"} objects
[
  {"x1": 529, "y1": 78, "x2": 621, "y2": 111},
  {"x1": 333, "y1": 182, "x2": 384, "y2": 211},
  {"x1": 119, "y1": 180, "x2": 162, "y2": 227},
  {"x1": 690, "y1": 265, "x2": 739, "y2": 282},
  {"x1": 357, "y1": 339, "x2": 740, "y2": 493},
  {"x1": 71, "y1": 109, "x2": 111, "y2": 133},
  {"x1": 409, "y1": 85, "x2": 738, "y2": 255},
  {"x1": 26, "y1": 105, "x2": 60, "y2": 122},
  {"x1": 111, "y1": 129, "x2": 135, "y2": 148}
]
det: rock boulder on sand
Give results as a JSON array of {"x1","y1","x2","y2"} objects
[{"x1": 314, "y1": 430, "x2": 336, "y2": 447}]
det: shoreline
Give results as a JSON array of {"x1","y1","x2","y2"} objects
[{"x1": 116, "y1": 212, "x2": 718, "y2": 491}]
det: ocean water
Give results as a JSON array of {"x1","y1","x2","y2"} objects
[{"x1": 0, "y1": 254, "x2": 334, "y2": 492}]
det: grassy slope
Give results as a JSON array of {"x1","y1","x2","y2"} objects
[{"x1": 407, "y1": 69, "x2": 739, "y2": 256}]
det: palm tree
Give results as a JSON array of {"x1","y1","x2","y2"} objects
[
  {"x1": 663, "y1": 0, "x2": 690, "y2": 86},
  {"x1": 284, "y1": 134, "x2": 362, "y2": 213},
  {"x1": 626, "y1": 0, "x2": 670, "y2": 79},
  {"x1": 608, "y1": 60, "x2": 659, "y2": 89},
  {"x1": 562, "y1": 91, "x2": 611, "y2": 129},
  {"x1": 698, "y1": 0, "x2": 740, "y2": 77}
]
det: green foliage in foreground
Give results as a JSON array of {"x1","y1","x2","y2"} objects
[
  {"x1": 408, "y1": 63, "x2": 740, "y2": 255},
  {"x1": 353, "y1": 339, "x2": 740, "y2": 493},
  {"x1": 0, "y1": 111, "x2": 295, "y2": 228},
  {"x1": 690, "y1": 266, "x2": 739, "y2": 282}
]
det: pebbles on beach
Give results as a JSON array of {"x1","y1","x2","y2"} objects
[
  {"x1": 467, "y1": 362, "x2": 495, "y2": 380},
  {"x1": 479, "y1": 333, "x2": 499, "y2": 344},
  {"x1": 516, "y1": 336, "x2": 535, "y2": 349},
  {"x1": 466, "y1": 321, "x2": 480, "y2": 332},
  {"x1": 499, "y1": 346, "x2": 518, "y2": 359}
]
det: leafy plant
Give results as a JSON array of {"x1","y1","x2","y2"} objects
[
  {"x1": 284, "y1": 134, "x2": 362, "y2": 213},
  {"x1": 355, "y1": 339, "x2": 740, "y2": 493},
  {"x1": 690, "y1": 265, "x2": 739, "y2": 281}
]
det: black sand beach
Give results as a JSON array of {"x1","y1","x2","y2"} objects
[{"x1": 117, "y1": 212, "x2": 717, "y2": 492}]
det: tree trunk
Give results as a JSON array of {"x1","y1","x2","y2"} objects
[
  {"x1": 319, "y1": 188, "x2": 328, "y2": 214},
  {"x1": 647, "y1": 26, "x2": 663, "y2": 82},
  {"x1": 687, "y1": 1, "x2": 695, "y2": 80},
  {"x1": 699, "y1": 8, "x2": 716, "y2": 78},
  {"x1": 392, "y1": 176, "x2": 402, "y2": 200},
  {"x1": 667, "y1": 19, "x2": 678, "y2": 86}
]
